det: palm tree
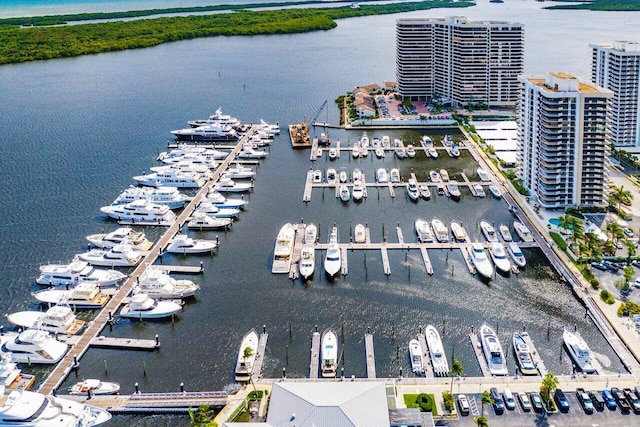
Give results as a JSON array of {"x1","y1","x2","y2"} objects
[
  {"x1": 480, "y1": 389, "x2": 493, "y2": 416},
  {"x1": 474, "y1": 415, "x2": 489, "y2": 427},
  {"x1": 540, "y1": 372, "x2": 559, "y2": 408},
  {"x1": 611, "y1": 185, "x2": 632, "y2": 210},
  {"x1": 449, "y1": 359, "x2": 464, "y2": 392},
  {"x1": 557, "y1": 215, "x2": 569, "y2": 236}
]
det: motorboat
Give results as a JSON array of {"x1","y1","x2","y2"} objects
[
  {"x1": 0, "y1": 389, "x2": 111, "y2": 426},
  {"x1": 171, "y1": 123, "x2": 238, "y2": 141},
  {"x1": 439, "y1": 169, "x2": 450, "y2": 182},
  {"x1": 429, "y1": 170, "x2": 441, "y2": 183},
  {"x1": 360, "y1": 132, "x2": 370, "y2": 150},
  {"x1": 513, "y1": 221, "x2": 534, "y2": 242},
  {"x1": 77, "y1": 243, "x2": 143, "y2": 267},
  {"x1": 352, "y1": 168, "x2": 362, "y2": 182},
  {"x1": 326, "y1": 168, "x2": 337, "y2": 184},
  {"x1": 119, "y1": 293, "x2": 183, "y2": 319},
  {"x1": 222, "y1": 165, "x2": 256, "y2": 180},
  {"x1": 0, "y1": 352, "x2": 22, "y2": 388},
  {"x1": 6, "y1": 305, "x2": 85, "y2": 335},
  {"x1": 257, "y1": 119, "x2": 280, "y2": 135},
  {"x1": 431, "y1": 219, "x2": 449, "y2": 243},
  {"x1": 512, "y1": 333, "x2": 538, "y2": 375},
  {"x1": 324, "y1": 227, "x2": 341, "y2": 278},
  {"x1": 415, "y1": 219, "x2": 434, "y2": 243},
  {"x1": 304, "y1": 223, "x2": 317, "y2": 244},
  {"x1": 328, "y1": 147, "x2": 338, "y2": 160},
  {"x1": 450, "y1": 221, "x2": 468, "y2": 242},
  {"x1": 354, "y1": 223, "x2": 366, "y2": 244},
  {"x1": 69, "y1": 379, "x2": 120, "y2": 396},
  {"x1": 406, "y1": 144, "x2": 416, "y2": 158},
  {"x1": 376, "y1": 168, "x2": 388, "y2": 183},
  {"x1": 237, "y1": 146, "x2": 268, "y2": 159},
  {"x1": 447, "y1": 181, "x2": 461, "y2": 200},
  {"x1": 133, "y1": 169, "x2": 207, "y2": 188},
  {"x1": 449, "y1": 143, "x2": 460, "y2": 157},
  {"x1": 480, "y1": 221, "x2": 499, "y2": 243},
  {"x1": 425, "y1": 325, "x2": 449, "y2": 376},
  {"x1": 436, "y1": 184, "x2": 446, "y2": 196},
  {"x1": 165, "y1": 233, "x2": 218, "y2": 254},
  {"x1": 312, "y1": 169, "x2": 322, "y2": 183},
  {"x1": 0, "y1": 329, "x2": 68, "y2": 364},
  {"x1": 371, "y1": 137, "x2": 380, "y2": 148},
  {"x1": 205, "y1": 190, "x2": 247, "y2": 210},
  {"x1": 150, "y1": 161, "x2": 213, "y2": 180},
  {"x1": 100, "y1": 199, "x2": 177, "y2": 226},
  {"x1": 187, "y1": 107, "x2": 242, "y2": 129},
  {"x1": 443, "y1": 134, "x2": 453, "y2": 146},
  {"x1": 214, "y1": 178, "x2": 253, "y2": 193},
  {"x1": 36, "y1": 259, "x2": 125, "y2": 287},
  {"x1": 299, "y1": 246, "x2": 315, "y2": 280},
  {"x1": 394, "y1": 138, "x2": 406, "y2": 158},
  {"x1": 428, "y1": 146, "x2": 438, "y2": 158},
  {"x1": 469, "y1": 242, "x2": 494, "y2": 280},
  {"x1": 33, "y1": 282, "x2": 110, "y2": 309},
  {"x1": 235, "y1": 329, "x2": 259, "y2": 381},
  {"x1": 338, "y1": 184, "x2": 350, "y2": 202},
  {"x1": 421, "y1": 135, "x2": 433, "y2": 147},
  {"x1": 381, "y1": 135, "x2": 391, "y2": 148},
  {"x1": 472, "y1": 183, "x2": 486, "y2": 197},
  {"x1": 111, "y1": 186, "x2": 188, "y2": 210},
  {"x1": 193, "y1": 201, "x2": 240, "y2": 218},
  {"x1": 352, "y1": 180, "x2": 364, "y2": 201},
  {"x1": 488, "y1": 184, "x2": 502, "y2": 198},
  {"x1": 479, "y1": 323, "x2": 508, "y2": 376},
  {"x1": 136, "y1": 267, "x2": 200, "y2": 299},
  {"x1": 406, "y1": 178, "x2": 420, "y2": 201},
  {"x1": 499, "y1": 224, "x2": 513, "y2": 242},
  {"x1": 507, "y1": 242, "x2": 526, "y2": 267},
  {"x1": 162, "y1": 149, "x2": 227, "y2": 164},
  {"x1": 319, "y1": 132, "x2": 330, "y2": 146},
  {"x1": 321, "y1": 328, "x2": 338, "y2": 378},
  {"x1": 563, "y1": 330, "x2": 596, "y2": 373},
  {"x1": 477, "y1": 167, "x2": 491, "y2": 182},
  {"x1": 316, "y1": 147, "x2": 323, "y2": 158},
  {"x1": 489, "y1": 242, "x2": 512, "y2": 274},
  {"x1": 375, "y1": 146, "x2": 385, "y2": 158},
  {"x1": 157, "y1": 144, "x2": 207, "y2": 161},
  {"x1": 409, "y1": 339, "x2": 424, "y2": 374},
  {"x1": 272, "y1": 223, "x2": 295, "y2": 274},
  {"x1": 351, "y1": 142, "x2": 360, "y2": 158},
  {"x1": 86, "y1": 227, "x2": 152, "y2": 250},
  {"x1": 339, "y1": 170, "x2": 348, "y2": 183},
  {"x1": 419, "y1": 184, "x2": 431, "y2": 200},
  {"x1": 187, "y1": 212, "x2": 232, "y2": 230},
  {"x1": 389, "y1": 168, "x2": 400, "y2": 183}
]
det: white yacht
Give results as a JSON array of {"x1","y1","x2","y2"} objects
[
  {"x1": 338, "y1": 184, "x2": 350, "y2": 202},
  {"x1": 507, "y1": 242, "x2": 526, "y2": 267},
  {"x1": 449, "y1": 143, "x2": 460, "y2": 157},
  {"x1": 205, "y1": 190, "x2": 247, "y2": 210},
  {"x1": 563, "y1": 330, "x2": 596, "y2": 373},
  {"x1": 136, "y1": 267, "x2": 200, "y2": 299},
  {"x1": 214, "y1": 178, "x2": 253, "y2": 193},
  {"x1": 0, "y1": 389, "x2": 111, "y2": 426},
  {"x1": 187, "y1": 107, "x2": 242, "y2": 129},
  {"x1": 472, "y1": 183, "x2": 486, "y2": 197},
  {"x1": 488, "y1": 184, "x2": 502, "y2": 198},
  {"x1": 312, "y1": 170, "x2": 322, "y2": 183},
  {"x1": 77, "y1": 243, "x2": 143, "y2": 267},
  {"x1": 406, "y1": 178, "x2": 419, "y2": 201},
  {"x1": 409, "y1": 339, "x2": 424, "y2": 374},
  {"x1": 321, "y1": 328, "x2": 338, "y2": 378},
  {"x1": 36, "y1": 259, "x2": 125, "y2": 287},
  {"x1": 326, "y1": 168, "x2": 337, "y2": 184},
  {"x1": 406, "y1": 144, "x2": 416, "y2": 158},
  {"x1": 428, "y1": 146, "x2": 438, "y2": 158},
  {"x1": 6, "y1": 305, "x2": 85, "y2": 335},
  {"x1": 120, "y1": 293, "x2": 183, "y2": 319},
  {"x1": 235, "y1": 329, "x2": 259, "y2": 381},
  {"x1": 450, "y1": 221, "x2": 468, "y2": 242},
  {"x1": 193, "y1": 201, "x2": 240, "y2": 219},
  {"x1": 499, "y1": 224, "x2": 513, "y2": 242},
  {"x1": 415, "y1": 219, "x2": 434, "y2": 243},
  {"x1": 69, "y1": 379, "x2": 120, "y2": 396},
  {"x1": 393, "y1": 138, "x2": 406, "y2": 158},
  {"x1": 352, "y1": 180, "x2": 364, "y2": 201},
  {"x1": 381, "y1": 135, "x2": 391, "y2": 148},
  {"x1": 100, "y1": 199, "x2": 177, "y2": 226},
  {"x1": 328, "y1": 147, "x2": 338, "y2": 160},
  {"x1": 272, "y1": 223, "x2": 295, "y2": 274},
  {"x1": 389, "y1": 168, "x2": 400, "y2": 183},
  {"x1": 324, "y1": 227, "x2": 341, "y2": 278},
  {"x1": 112, "y1": 185, "x2": 188, "y2": 209},
  {"x1": 157, "y1": 144, "x2": 206, "y2": 161},
  {"x1": 512, "y1": 333, "x2": 538, "y2": 376},
  {"x1": 375, "y1": 146, "x2": 385, "y2": 158},
  {"x1": 419, "y1": 184, "x2": 431, "y2": 200},
  {"x1": 429, "y1": 170, "x2": 441, "y2": 183},
  {"x1": 360, "y1": 132, "x2": 370, "y2": 150},
  {"x1": 0, "y1": 353, "x2": 21, "y2": 388},
  {"x1": 132, "y1": 169, "x2": 207, "y2": 188},
  {"x1": 490, "y1": 242, "x2": 512, "y2": 274},
  {"x1": 354, "y1": 223, "x2": 366, "y2": 244},
  {"x1": 162, "y1": 148, "x2": 227, "y2": 164},
  {"x1": 513, "y1": 221, "x2": 534, "y2": 242},
  {"x1": 237, "y1": 145, "x2": 268, "y2": 159},
  {"x1": 479, "y1": 323, "x2": 508, "y2": 376},
  {"x1": 187, "y1": 212, "x2": 232, "y2": 230},
  {"x1": 0, "y1": 329, "x2": 68, "y2": 364},
  {"x1": 171, "y1": 123, "x2": 238, "y2": 141},
  {"x1": 477, "y1": 167, "x2": 491, "y2": 182},
  {"x1": 33, "y1": 282, "x2": 110, "y2": 309},
  {"x1": 304, "y1": 223, "x2": 317, "y2": 244},
  {"x1": 257, "y1": 119, "x2": 280, "y2": 135},
  {"x1": 376, "y1": 168, "x2": 388, "y2": 183},
  {"x1": 371, "y1": 136, "x2": 380, "y2": 148},
  {"x1": 425, "y1": 325, "x2": 449, "y2": 376},
  {"x1": 299, "y1": 246, "x2": 315, "y2": 280},
  {"x1": 439, "y1": 169, "x2": 450, "y2": 182},
  {"x1": 421, "y1": 135, "x2": 433, "y2": 147},
  {"x1": 352, "y1": 168, "x2": 362, "y2": 182},
  {"x1": 351, "y1": 142, "x2": 360, "y2": 158},
  {"x1": 86, "y1": 227, "x2": 152, "y2": 250},
  {"x1": 165, "y1": 233, "x2": 218, "y2": 254},
  {"x1": 480, "y1": 220, "x2": 499, "y2": 243},
  {"x1": 447, "y1": 181, "x2": 461, "y2": 200},
  {"x1": 470, "y1": 242, "x2": 494, "y2": 280},
  {"x1": 431, "y1": 219, "x2": 449, "y2": 243},
  {"x1": 150, "y1": 161, "x2": 213, "y2": 180},
  {"x1": 339, "y1": 170, "x2": 348, "y2": 183}
]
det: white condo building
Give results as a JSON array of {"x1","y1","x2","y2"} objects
[
  {"x1": 396, "y1": 16, "x2": 524, "y2": 108},
  {"x1": 517, "y1": 72, "x2": 612, "y2": 209},
  {"x1": 591, "y1": 41, "x2": 640, "y2": 148}
]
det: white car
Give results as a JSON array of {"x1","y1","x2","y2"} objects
[
  {"x1": 518, "y1": 392, "x2": 532, "y2": 412},
  {"x1": 457, "y1": 394, "x2": 470, "y2": 415}
]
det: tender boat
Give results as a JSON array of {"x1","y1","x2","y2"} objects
[
  {"x1": 425, "y1": 325, "x2": 449, "y2": 376},
  {"x1": 321, "y1": 328, "x2": 338, "y2": 378},
  {"x1": 352, "y1": 168, "x2": 362, "y2": 182},
  {"x1": 299, "y1": 246, "x2": 315, "y2": 280},
  {"x1": 187, "y1": 212, "x2": 232, "y2": 230},
  {"x1": 6, "y1": 305, "x2": 85, "y2": 335},
  {"x1": 193, "y1": 201, "x2": 240, "y2": 219},
  {"x1": 101, "y1": 199, "x2": 177, "y2": 226},
  {"x1": 419, "y1": 184, "x2": 431, "y2": 199},
  {"x1": 470, "y1": 242, "x2": 494, "y2": 280},
  {"x1": 0, "y1": 352, "x2": 22, "y2": 388},
  {"x1": 443, "y1": 134, "x2": 453, "y2": 146},
  {"x1": 437, "y1": 184, "x2": 446, "y2": 196},
  {"x1": 480, "y1": 220, "x2": 499, "y2": 243},
  {"x1": 165, "y1": 233, "x2": 218, "y2": 254},
  {"x1": 324, "y1": 227, "x2": 341, "y2": 278},
  {"x1": 499, "y1": 224, "x2": 513, "y2": 242},
  {"x1": 389, "y1": 168, "x2": 401, "y2": 183},
  {"x1": 304, "y1": 223, "x2": 317, "y2": 244},
  {"x1": 472, "y1": 183, "x2": 486, "y2": 197},
  {"x1": 312, "y1": 170, "x2": 322, "y2": 183},
  {"x1": 450, "y1": 221, "x2": 468, "y2": 242},
  {"x1": 235, "y1": 329, "x2": 259, "y2": 381},
  {"x1": 406, "y1": 178, "x2": 420, "y2": 201},
  {"x1": 375, "y1": 146, "x2": 385, "y2": 158},
  {"x1": 36, "y1": 259, "x2": 125, "y2": 287},
  {"x1": 222, "y1": 165, "x2": 256, "y2": 180},
  {"x1": 77, "y1": 243, "x2": 143, "y2": 267},
  {"x1": 376, "y1": 168, "x2": 388, "y2": 183},
  {"x1": 132, "y1": 169, "x2": 207, "y2": 188},
  {"x1": 351, "y1": 142, "x2": 360, "y2": 158},
  {"x1": 431, "y1": 219, "x2": 449, "y2": 243},
  {"x1": 86, "y1": 227, "x2": 152, "y2": 251},
  {"x1": 513, "y1": 221, "x2": 534, "y2": 242},
  {"x1": 449, "y1": 143, "x2": 460, "y2": 157},
  {"x1": 428, "y1": 146, "x2": 438, "y2": 158},
  {"x1": 0, "y1": 389, "x2": 111, "y2": 426},
  {"x1": 136, "y1": 267, "x2": 200, "y2": 299},
  {"x1": 69, "y1": 379, "x2": 120, "y2": 396},
  {"x1": 447, "y1": 181, "x2": 461, "y2": 200},
  {"x1": 406, "y1": 144, "x2": 416, "y2": 158},
  {"x1": 563, "y1": 330, "x2": 596, "y2": 373},
  {"x1": 205, "y1": 190, "x2": 247, "y2": 210},
  {"x1": 393, "y1": 138, "x2": 406, "y2": 158},
  {"x1": 439, "y1": 169, "x2": 450, "y2": 182},
  {"x1": 489, "y1": 242, "x2": 512, "y2": 274},
  {"x1": 112, "y1": 186, "x2": 188, "y2": 209},
  {"x1": 339, "y1": 170, "x2": 348, "y2": 183},
  {"x1": 328, "y1": 147, "x2": 338, "y2": 160},
  {"x1": 415, "y1": 219, "x2": 434, "y2": 243},
  {"x1": 354, "y1": 223, "x2": 366, "y2": 244},
  {"x1": 171, "y1": 123, "x2": 238, "y2": 141},
  {"x1": 409, "y1": 339, "x2": 424, "y2": 374},
  {"x1": 187, "y1": 107, "x2": 242, "y2": 129},
  {"x1": 272, "y1": 223, "x2": 296, "y2": 274},
  {"x1": 119, "y1": 293, "x2": 183, "y2": 319},
  {"x1": 479, "y1": 323, "x2": 508, "y2": 376},
  {"x1": 214, "y1": 178, "x2": 253, "y2": 193},
  {"x1": 488, "y1": 184, "x2": 502, "y2": 198},
  {"x1": 33, "y1": 282, "x2": 110, "y2": 309},
  {"x1": 512, "y1": 333, "x2": 538, "y2": 375},
  {"x1": 326, "y1": 168, "x2": 337, "y2": 184},
  {"x1": 477, "y1": 167, "x2": 491, "y2": 182},
  {"x1": 352, "y1": 180, "x2": 364, "y2": 201},
  {"x1": 507, "y1": 242, "x2": 526, "y2": 267},
  {"x1": 338, "y1": 184, "x2": 350, "y2": 202},
  {"x1": 0, "y1": 329, "x2": 68, "y2": 364},
  {"x1": 429, "y1": 170, "x2": 441, "y2": 183}
]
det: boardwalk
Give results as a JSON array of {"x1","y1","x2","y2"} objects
[
  {"x1": 251, "y1": 333, "x2": 269, "y2": 382},
  {"x1": 38, "y1": 127, "x2": 259, "y2": 395},
  {"x1": 309, "y1": 331, "x2": 321, "y2": 379},
  {"x1": 364, "y1": 333, "x2": 376, "y2": 379},
  {"x1": 469, "y1": 333, "x2": 492, "y2": 378},
  {"x1": 61, "y1": 391, "x2": 229, "y2": 413}
]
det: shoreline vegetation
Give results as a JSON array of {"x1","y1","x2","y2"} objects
[
  {"x1": 544, "y1": 0, "x2": 640, "y2": 10},
  {"x1": 0, "y1": 0, "x2": 472, "y2": 65}
]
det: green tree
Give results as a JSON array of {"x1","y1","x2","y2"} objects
[
  {"x1": 480, "y1": 390, "x2": 494, "y2": 416},
  {"x1": 474, "y1": 415, "x2": 489, "y2": 427},
  {"x1": 540, "y1": 372, "x2": 559, "y2": 407},
  {"x1": 624, "y1": 266, "x2": 635, "y2": 283},
  {"x1": 626, "y1": 240, "x2": 637, "y2": 264},
  {"x1": 442, "y1": 391, "x2": 455, "y2": 412},
  {"x1": 611, "y1": 185, "x2": 632, "y2": 209}
]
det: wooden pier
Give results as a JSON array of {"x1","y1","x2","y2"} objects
[
  {"x1": 520, "y1": 331, "x2": 547, "y2": 376},
  {"x1": 153, "y1": 264, "x2": 203, "y2": 274},
  {"x1": 418, "y1": 332, "x2": 434, "y2": 378},
  {"x1": 419, "y1": 247, "x2": 434, "y2": 275},
  {"x1": 61, "y1": 391, "x2": 229, "y2": 413},
  {"x1": 57, "y1": 335, "x2": 160, "y2": 351},
  {"x1": 364, "y1": 333, "x2": 376, "y2": 379},
  {"x1": 380, "y1": 247, "x2": 391, "y2": 276},
  {"x1": 309, "y1": 331, "x2": 321, "y2": 379},
  {"x1": 396, "y1": 226, "x2": 404, "y2": 245},
  {"x1": 288, "y1": 224, "x2": 306, "y2": 280},
  {"x1": 251, "y1": 332, "x2": 269, "y2": 381},
  {"x1": 469, "y1": 333, "x2": 492, "y2": 377},
  {"x1": 303, "y1": 170, "x2": 314, "y2": 202}
]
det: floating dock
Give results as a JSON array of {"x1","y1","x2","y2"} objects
[
  {"x1": 381, "y1": 247, "x2": 391, "y2": 276},
  {"x1": 309, "y1": 331, "x2": 321, "y2": 379},
  {"x1": 520, "y1": 331, "x2": 547, "y2": 376},
  {"x1": 469, "y1": 333, "x2": 492, "y2": 377},
  {"x1": 251, "y1": 332, "x2": 269, "y2": 381},
  {"x1": 418, "y1": 333, "x2": 434, "y2": 378},
  {"x1": 57, "y1": 335, "x2": 160, "y2": 351},
  {"x1": 153, "y1": 264, "x2": 203, "y2": 274},
  {"x1": 364, "y1": 333, "x2": 376, "y2": 379}
]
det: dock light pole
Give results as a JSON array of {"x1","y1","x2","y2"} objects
[
  {"x1": 134, "y1": 382, "x2": 139, "y2": 394},
  {"x1": 180, "y1": 382, "x2": 185, "y2": 393}
]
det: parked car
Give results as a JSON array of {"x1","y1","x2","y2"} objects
[
  {"x1": 530, "y1": 391, "x2": 544, "y2": 412},
  {"x1": 602, "y1": 389, "x2": 618, "y2": 410},
  {"x1": 631, "y1": 260, "x2": 640, "y2": 269},
  {"x1": 612, "y1": 387, "x2": 631, "y2": 412},
  {"x1": 491, "y1": 387, "x2": 505, "y2": 414},
  {"x1": 589, "y1": 390, "x2": 605, "y2": 411},
  {"x1": 624, "y1": 228, "x2": 635, "y2": 238},
  {"x1": 591, "y1": 262, "x2": 608, "y2": 271},
  {"x1": 457, "y1": 394, "x2": 470, "y2": 415},
  {"x1": 576, "y1": 388, "x2": 594, "y2": 413},
  {"x1": 503, "y1": 388, "x2": 516, "y2": 410},
  {"x1": 634, "y1": 278, "x2": 640, "y2": 289},
  {"x1": 602, "y1": 260, "x2": 620, "y2": 272},
  {"x1": 555, "y1": 388, "x2": 570, "y2": 412},
  {"x1": 518, "y1": 392, "x2": 532, "y2": 412},
  {"x1": 624, "y1": 388, "x2": 640, "y2": 412}
]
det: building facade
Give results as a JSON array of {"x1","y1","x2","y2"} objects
[
  {"x1": 517, "y1": 72, "x2": 612, "y2": 209},
  {"x1": 591, "y1": 41, "x2": 640, "y2": 148},
  {"x1": 396, "y1": 16, "x2": 524, "y2": 108}
]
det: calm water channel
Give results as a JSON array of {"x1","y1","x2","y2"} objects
[{"x1": 0, "y1": 1, "x2": 637, "y2": 424}]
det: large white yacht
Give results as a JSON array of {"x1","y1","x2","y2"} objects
[
  {"x1": 406, "y1": 178, "x2": 420, "y2": 201},
  {"x1": 214, "y1": 178, "x2": 253, "y2": 193},
  {"x1": 425, "y1": 325, "x2": 449, "y2": 376},
  {"x1": 222, "y1": 165, "x2": 256, "y2": 180},
  {"x1": 36, "y1": 259, "x2": 125, "y2": 287},
  {"x1": 136, "y1": 267, "x2": 200, "y2": 299},
  {"x1": 132, "y1": 169, "x2": 207, "y2": 188},
  {"x1": 86, "y1": 227, "x2": 152, "y2": 250},
  {"x1": 304, "y1": 223, "x2": 318, "y2": 244},
  {"x1": 469, "y1": 242, "x2": 494, "y2": 280},
  {"x1": 563, "y1": 330, "x2": 596, "y2": 373},
  {"x1": 507, "y1": 242, "x2": 526, "y2": 267},
  {"x1": 299, "y1": 246, "x2": 315, "y2": 280},
  {"x1": 415, "y1": 219, "x2": 434, "y2": 243},
  {"x1": 0, "y1": 388, "x2": 112, "y2": 426},
  {"x1": 205, "y1": 190, "x2": 248, "y2": 210},
  {"x1": 321, "y1": 328, "x2": 338, "y2": 378},
  {"x1": 352, "y1": 180, "x2": 364, "y2": 202},
  {"x1": 324, "y1": 227, "x2": 341, "y2": 278},
  {"x1": 479, "y1": 323, "x2": 508, "y2": 376},
  {"x1": 119, "y1": 294, "x2": 183, "y2": 319},
  {"x1": 32, "y1": 282, "x2": 110, "y2": 309},
  {"x1": 489, "y1": 242, "x2": 512, "y2": 274},
  {"x1": 192, "y1": 201, "x2": 240, "y2": 219},
  {"x1": 480, "y1": 221, "x2": 499, "y2": 243},
  {"x1": 187, "y1": 212, "x2": 233, "y2": 230},
  {"x1": 165, "y1": 233, "x2": 218, "y2": 254},
  {"x1": 376, "y1": 168, "x2": 388, "y2": 183},
  {"x1": 77, "y1": 243, "x2": 143, "y2": 267},
  {"x1": 112, "y1": 186, "x2": 188, "y2": 209},
  {"x1": 187, "y1": 107, "x2": 243, "y2": 129},
  {"x1": 100, "y1": 199, "x2": 177, "y2": 226},
  {"x1": 272, "y1": 223, "x2": 295, "y2": 274},
  {"x1": 161, "y1": 148, "x2": 227, "y2": 164},
  {"x1": 0, "y1": 329, "x2": 68, "y2": 364},
  {"x1": 409, "y1": 339, "x2": 424, "y2": 375},
  {"x1": 0, "y1": 353, "x2": 22, "y2": 388},
  {"x1": 431, "y1": 219, "x2": 449, "y2": 243},
  {"x1": 235, "y1": 329, "x2": 259, "y2": 382},
  {"x1": 171, "y1": 123, "x2": 238, "y2": 141},
  {"x1": 6, "y1": 305, "x2": 85, "y2": 335},
  {"x1": 512, "y1": 333, "x2": 538, "y2": 375},
  {"x1": 513, "y1": 221, "x2": 534, "y2": 242}
]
